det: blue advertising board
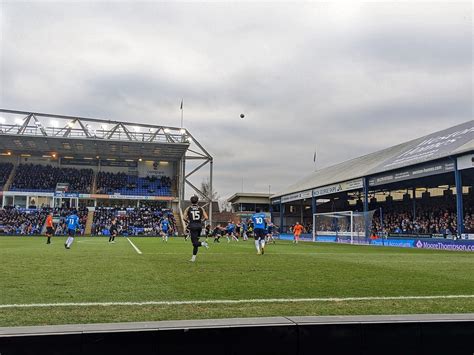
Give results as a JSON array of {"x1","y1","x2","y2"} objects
[
  {"x1": 316, "y1": 236, "x2": 337, "y2": 242},
  {"x1": 279, "y1": 233, "x2": 313, "y2": 241},
  {"x1": 370, "y1": 239, "x2": 415, "y2": 248},
  {"x1": 275, "y1": 234, "x2": 474, "y2": 252},
  {"x1": 414, "y1": 239, "x2": 474, "y2": 252}
]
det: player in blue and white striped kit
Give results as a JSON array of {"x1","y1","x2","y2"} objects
[
  {"x1": 160, "y1": 218, "x2": 170, "y2": 242},
  {"x1": 64, "y1": 210, "x2": 80, "y2": 249},
  {"x1": 225, "y1": 221, "x2": 238, "y2": 242},
  {"x1": 252, "y1": 208, "x2": 269, "y2": 255}
]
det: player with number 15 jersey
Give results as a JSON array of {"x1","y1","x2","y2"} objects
[{"x1": 184, "y1": 195, "x2": 209, "y2": 262}]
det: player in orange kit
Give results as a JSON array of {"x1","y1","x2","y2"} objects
[{"x1": 293, "y1": 221, "x2": 303, "y2": 244}]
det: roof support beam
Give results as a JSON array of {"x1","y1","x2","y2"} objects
[
  {"x1": 185, "y1": 180, "x2": 211, "y2": 202},
  {"x1": 106, "y1": 123, "x2": 121, "y2": 139},
  {"x1": 185, "y1": 160, "x2": 209, "y2": 179},
  {"x1": 77, "y1": 119, "x2": 93, "y2": 138},
  {"x1": 32, "y1": 115, "x2": 48, "y2": 137},
  {"x1": 16, "y1": 114, "x2": 33, "y2": 134}
]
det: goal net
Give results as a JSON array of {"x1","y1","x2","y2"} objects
[{"x1": 313, "y1": 210, "x2": 376, "y2": 244}]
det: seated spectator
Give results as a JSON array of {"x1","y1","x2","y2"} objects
[
  {"x1": 0, "y1": 207, "x2": 87, "y2": 236},
  {"x1": 96, "y1": 171, "x2": 172, "y2": 196},
  {"x1": 10, "y1": 164, "x2": 93, "y2": 193},
  {"x1": 0, "y1": 163, "x2": 14, "y2": 189},
  {"x1": 91, "y1": 206, "x2": 177, "y2": 236}
]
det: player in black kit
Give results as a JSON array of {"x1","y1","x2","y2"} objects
[
  {"x1": 212, "y1": 224, "x2": 223, "y2": 243},
  {"x1": 183, "y1": 195, "x2": 209, "y2": 262},
  {"x1": 109, "y1": 219, "x2": 118, "y2": 243}
]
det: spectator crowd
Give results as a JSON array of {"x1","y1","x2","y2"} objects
[
  {"x1": 96, "y1": 172, "x2": 172, "y2": 196},
  {"x1": 312, "y1": 200, "x2": 473, "y2": 237},
  {"x1": 373, "y1": 197, "x2": 474, "y2": 236},
  {"x1": 0, "y1": 162, "x2": 14, "y2": 189},
  {"x1": 91, "y1": 207, "x2": 177, "y2": 236},
  {"x1": 10, "y1": 164, "x2": 93, "y2": 193},
  {"x1": 0, "y1": 207, "x2": 88, "y2": 235}
]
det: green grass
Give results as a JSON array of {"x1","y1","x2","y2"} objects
[{"x1": 1, "y1": 236, "x2": 473, "y2": 327}]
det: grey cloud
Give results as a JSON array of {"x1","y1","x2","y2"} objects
[{"x1": 1, "y1": 1, "x2": 472, "y2": 198}]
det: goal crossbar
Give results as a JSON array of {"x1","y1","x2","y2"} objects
[{"x1": 312, "y1": 210, "x2": 378, "y2": 245}]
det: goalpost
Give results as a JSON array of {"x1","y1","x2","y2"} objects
[{"x1": 312, "y1": 210, "x2": 376, "y2": 244}]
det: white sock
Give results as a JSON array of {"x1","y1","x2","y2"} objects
[
  {"x1": 261, "y1": 240, "x2": 266, "y2": 249},
  {"x1": 165, "y1": 236, "x2": 168, "y2": 242},
  {"x1": 67, "y1": 237, "x2": 74, "y2": 247},
  {"x1": 66, "y1": 237, "x2": 72, "y2": 245},
  {"x1": 191, "y1": 255, "x2": 196, "y2": 262},
  {"x1": 255, "y1": 240, "x2": 260, "y2": 253}
]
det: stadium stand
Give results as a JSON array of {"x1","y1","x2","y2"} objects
[
  {"x1": 96, "y1": 172, "x2": 172, "y2": 196},
  {"x1": 0, "y1": 162, "x2": 14, "y2": 190},
  {"x1": 0, "y1": 207, "x2": 48, "y2": 235},
  {"x1": 272, "y1": 120, "x2": 473, "y2": 243},
  {"x1": 0, "y1": 109, "x2": 214, "y2": 233},
  {"x1": 91, "y1": 207, "x2": 177, "y2": 236},
  {"x1": 10, "y1": 164, "x2": 93, "y2": 193},
  {"x1": 53, "y1": 207, "x2": 88, "y2": 235},
  {"x1": 378, "y1": 207, "x2": 455, "y2": 236},
  {"x1": 0, "y1": 207, "x2": 88, "y2": 235}
]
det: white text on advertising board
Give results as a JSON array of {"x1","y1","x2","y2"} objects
[{"x1": 313, "y1": 179, "x2": 363, "y2": 197}]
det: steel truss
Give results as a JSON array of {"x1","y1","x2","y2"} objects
[{"x1": 0, "y1": 108, "x2": 214, "y2": 226}]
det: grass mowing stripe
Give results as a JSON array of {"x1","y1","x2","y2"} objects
[
  {"x1": 126, "y1": 237, "x2": 142, "y2": 254},
  {"x1": 2, "y1": 237, "x2": 473, "y2": 326},
  {"x1": 2, "y1": 295, "x2": 474, "y2": 309}
]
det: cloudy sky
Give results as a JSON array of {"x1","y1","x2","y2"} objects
[{"x1": 0, "y1": 1, "x2": 472, "y2": 199}]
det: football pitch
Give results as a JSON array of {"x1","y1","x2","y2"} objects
[{"x1": 1, "y1": 236, "x2": 473, "y2": 327}]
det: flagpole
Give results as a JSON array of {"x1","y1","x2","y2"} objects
[
  {"x1": 313, "y1": 148, "x2": 317, "y2": 172},
  {"x1": 180, "y1": 99, "x2": 184, "y2": 128}
]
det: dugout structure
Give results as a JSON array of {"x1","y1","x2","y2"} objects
[
  {"x1": 271, "y1": 120, "x2": 474, "y2": 241},
  {"x1": 0, "y1": 109, "x2": 214, "y2": 226}
]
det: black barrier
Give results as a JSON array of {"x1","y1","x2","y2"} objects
[{"x1": 0, "y1": 314, "x2": 473, "y2": 355}]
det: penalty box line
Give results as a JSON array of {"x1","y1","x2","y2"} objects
[{"x1": 1, "y1": 295, "x2": 474, "y2": 309}]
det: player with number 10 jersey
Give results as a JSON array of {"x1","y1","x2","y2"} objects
[{"x1": 252, "y1": 208, "x2": 268, "y2": 255}]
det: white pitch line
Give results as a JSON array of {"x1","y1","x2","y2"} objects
[
  {"x1": 1, "y1": 295, "x2": 474, "y2": 309},
  {"x1": 126, "y1": 237, "x2": 142, "y2": 255}
]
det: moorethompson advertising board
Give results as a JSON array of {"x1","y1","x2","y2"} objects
[{"x1": 310, "y1": 235, "x2": 474, "y2": 252}]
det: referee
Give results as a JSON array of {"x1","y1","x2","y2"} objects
[
  {"x1": 183, "y1": 195, "x2": 209, "y2": 262},
  {"x1": 45, "y1": 212, "x2": 54, "y2": 244}
]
